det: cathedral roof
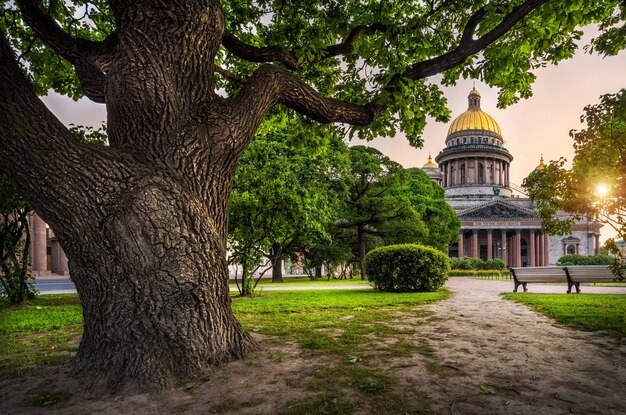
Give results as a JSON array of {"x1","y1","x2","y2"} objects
[
  {"x1": 422, "y1": 153, "x2": 437, "y2": 169},
  {"x1": 535, "y1": 155, "x2": 546, "y2": 170},
  {"x1": 447, "y1": 88, "x2": 502, "y2": 137}
]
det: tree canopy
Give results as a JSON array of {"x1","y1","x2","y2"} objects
[
  {"x1": 523, "y1": 89, "x2": 625, "y2": 239},
  {"x1": 2, "y1": 1, "x2": 624, "y2": 144},
  {"x1": 228, "y1": 123, "x2": 348, "y2": 292}
]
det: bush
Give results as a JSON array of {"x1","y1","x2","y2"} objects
[
  {"x1": 365, "y1": 244, "x2": 449, "y2": 292},
  {"x1": 449, "y1": 257, "x2": 506, "y2": 271},
  {"x1": 448, "y1": 270, "x2": 512, "y2": 278},
  {"x1": 556, "y1": 254, "x2": 615, "y2": 266},
  {"x1": 485, "y1": 258, "x2": 506, "y2": 270}
]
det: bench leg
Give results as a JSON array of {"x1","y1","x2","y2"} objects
[
  {"x1": 575, "y1": 282, "x2": 580, "y2": 294},
  {"x1": 522, "y1": 282, "x2": 527, "y2": 293},
  {"x1": 514, "y1": 280, "x2": 520, "y2": 292},
  {"x1": 567, "y1": 280, "x2": 573, "y2": 294}
]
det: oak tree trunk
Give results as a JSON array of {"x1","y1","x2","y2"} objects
[{"x1": 0, "y1": 1, "x2": 263, "y2": 392}]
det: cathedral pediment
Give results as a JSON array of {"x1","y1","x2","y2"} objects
[{"x1": 458, "y1": 200, "x2": 535, "y2": 220}]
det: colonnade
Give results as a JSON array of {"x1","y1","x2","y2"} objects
[
  {"x1": 440, "y1": 157, "x2": 509, "y2": 188},
  {"x1": 29, "y1": 213, "x2": 68, "y2": 275},
  {"x1": 455, "y1": 228, "x2": 550, "y2": 267}
]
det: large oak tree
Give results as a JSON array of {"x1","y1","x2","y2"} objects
[{"x1": 0, "y1": 0, "x2": 623, "y2": 392}]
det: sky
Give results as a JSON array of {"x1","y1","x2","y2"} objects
[{"x1": 41, "y1": 29, "x2": 625, "y2": 242}]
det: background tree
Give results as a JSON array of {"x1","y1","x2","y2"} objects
[
  {"x1": 0, "y1": 0, "x2": 623, "y2": 392},
  {"x1": 523, "y1": 89, "x2": 625, "y2": 279},
  {"x1": 0, "y1": 173, "x2": 35, "y2": 304},
  {"x1": 338, "y1": 146, "x2": 424, "y2": 279},
  {"x1": 523, "y1": 89, "x2": 625, "y2": 238},
  {"x1": 228, "y1": 122, "x2": 348, "y2": 292},
  {"x1": 404, "y1": 168, "x2": 461, "y2": 252}
]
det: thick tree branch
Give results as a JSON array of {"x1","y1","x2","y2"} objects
[
  {"x1": 16, "y1": 0, "x2": 117, "y2": 103},
  {"x1": 322, "y1": 24, "x2": 387, "y2": 59},
  {"x1": 229, "y1": 64, "x2": 385, "y2": 147},
  {"x1": 222, "y1": 31, "x2": 301, "y2": 70},
  {"x1": 385, "y1": 0, "x2": 549, "y2": 90}
]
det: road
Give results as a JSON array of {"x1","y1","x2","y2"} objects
[{"x1": 34, "y1": 278, "x2": 76, "y2": 294}]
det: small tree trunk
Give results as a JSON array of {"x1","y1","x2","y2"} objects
[
  {"x1": 358, "y1": 223, "x2": 367, "y2": 280},
  {"x1": 270, "y1": 243, "x2": 284, "y2": 283}
]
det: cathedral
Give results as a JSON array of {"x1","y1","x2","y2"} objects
[{"x1": 422, "y1": 88, "x2": 602, "y2": 267}]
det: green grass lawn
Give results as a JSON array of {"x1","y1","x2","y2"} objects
[
  {"x1": 502, "y1": 293, "x2": 626, "y2": 333},
  {"x1": 0, "y1": 294, "x2": 83, "y2": 379},
  {"x1": 229, "y1": 276, "x2": 369, "y2": 288},
  {"x1": 0, "y1": 289, "x2": 447, "y2": 383}
]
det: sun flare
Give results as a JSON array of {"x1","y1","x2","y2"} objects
[{"x1": 596, "y1": 183, "x2": 610, "y2": 198}]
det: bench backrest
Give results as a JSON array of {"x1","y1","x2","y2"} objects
[
  {"x1": 565, "y1": 265, "x2": 614, "y2": 283},
  {"x1": 511, "y1": 267, "x2": 567, "y2": 283}
]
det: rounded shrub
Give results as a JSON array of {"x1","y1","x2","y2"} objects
[{"x1": 365, "y1": 244, "x2": 450, "y2": 292}]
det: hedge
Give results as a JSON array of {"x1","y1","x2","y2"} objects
[
  {"x1": 556, "y1": 254, "x2": 615, "y2": 266},
  {"x1": 365, "y1": 244, "x2": 449, "y2": 292}
]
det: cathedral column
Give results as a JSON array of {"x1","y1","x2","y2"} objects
[
  {"x1": 487, "y1": 230, "x2": 493, "y2": 260},
  {"x1": 30, "y1": 213, "x2": 47, "y2": 275},
  {"x1": 501, "y1": 230, "x2": 508, "y2": 266},
  {"x1": 498, "y1": 160, "x2": 503, "y2": 185},
  {"x1": 446, "y1": 162, "x2": 451, "y2": 187},
  {"x1": 529, "y1": 230, "x2": 536, "y2": 267},
  {"x1": 474, "y1": 157, "x2": 479, "y2": 184},
  {"x1": 594, "y1": 234, "x2": 600, "y2": 255},
  {"x1": 471, "y1": 230, "x2": 478, "y2": 258},
  {"x1": 455, "y1": 159, "x2": 460, "y2": 185},
  {"x1": 458, "y1": 232, "x2": 464, "y2": 258},
  {"x1": 483, "y1": 159, "x2": 488, "y2": 184},
  {"x1": 543, "y1": 234, "x2": 550, "y2": 265},
  {"x1": 516, "y1": 235, "x2": 520, "y2": 265},
  {"x1": 537, "y1": 232, "x2": 543, "y2": 266}
]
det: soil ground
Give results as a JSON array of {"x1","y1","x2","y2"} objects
[{"x1": 1, "y1": 278, "x2": 624, "y2": 414}]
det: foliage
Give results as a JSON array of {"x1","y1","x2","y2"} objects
[
  {"x1": 0, "y1": 173, "x2": 36, "y2": 304},
  {"x1": 3, "y1": 1, "x2": 625, "y2": 143},
  {"x1": 450, "y1": 257, "x2": 506, "y2": 270},
  {"x1": 335, "y1": 146, "x2": 412, "y2": 278},
  {"x1": 404, "y1": 168, "x2": 460, "y2": 252},
  {"x1": 449, "y1": 269, "x2": 511, "y2": 278},
  {"x1": 502, "y1": 293, "x2": 626, "y2": 333},
  {"x1": 365, "y1": 244, "x2": 450, "y2": 292},
  {"x1": 556, "y1": 254, "x2": 615, "y2": 265},
  {"x1": 228, "y1": 125, "x2": 349, "y2": 293},
  {"x1": 523, "y1": 89, "x2": 626, "y2": 239}
]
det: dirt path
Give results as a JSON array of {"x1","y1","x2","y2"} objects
[
  {"x1": 1, "y1": 278, "x2": 624, "y2": 414},
  {"x1": 395, "y1": 278, "x2": 625, "y2": 414}
]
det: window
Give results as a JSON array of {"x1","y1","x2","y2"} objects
[
  {"x1": 478, "y1": 163, "x2": 484, "y2": 184},
  {"x1": 566, "y1": 244, "x2": 576, "y2": 255},
  {"x1": 463, "y1": 137, "x2": 467, "y2": 144},
  {"x1": 489, "y1": 164, "x2": 494, "y2": 183},
  {"x1": 450, "y1": 167, "x2": 456, "y2": 185},
  {"x1": 491, "y1": 139, "x2": 494, "y2": 144},
  {"x1": 460, "y1": 165, "x2": 466, "y2": 184}
]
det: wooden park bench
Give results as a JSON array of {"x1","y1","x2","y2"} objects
[{"x1": 510, "y1": 265, "x2": 614, "y2": 294}]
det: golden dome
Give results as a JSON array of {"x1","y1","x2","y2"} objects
[
  {"x1": 535, "y1": 155, "x2": 545, "y2": 170},
  {"x1": 447, "y1": 108, "x2": 501, "y2": 136},
  {"x1": 447, "y1": 88, "x2": 502, "y2": 137},
  {"x1": 422, "y1": 153, "x2": 437, "y2": 168}
]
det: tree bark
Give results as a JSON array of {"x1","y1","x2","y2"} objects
[
  {"x1": 0, "y1": 1, "x2": 259, "y2": 392},
  {"x1": 270, "y1": 243, "x2": 284, "y2": 283},
  {"x1": 358, "y1": 223, "x2": 367, "y2": 280}
]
